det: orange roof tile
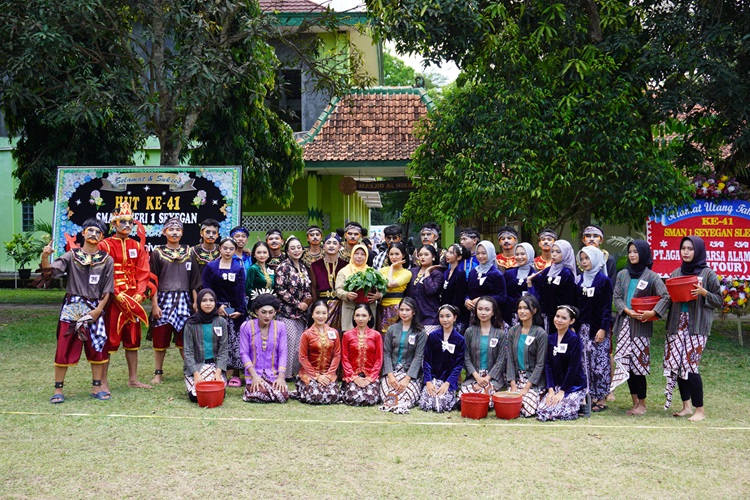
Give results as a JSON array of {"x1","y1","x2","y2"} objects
[
  {"x1": 259, "y1": 0, "x2": 325, "y2": 13},
  {"x1": 302, "y1": 87, "x2": 434, "y2": 163}
]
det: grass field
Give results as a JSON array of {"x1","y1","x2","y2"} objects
[{"x1": 0, "y1": 290, "x2": 748, "y2": 498}]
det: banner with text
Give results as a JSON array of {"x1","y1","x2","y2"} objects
[
  {"x1": 647, "y1": 199, "x2": 750, "y2": 278},
  {"x1": 53, "y1": 166, "x2": 241, "y2": 254}
]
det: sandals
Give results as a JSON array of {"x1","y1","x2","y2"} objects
[
  {"x1": 90, "y1": 380, "x2": 111, "y2": 401},
  {"x1": 228, "y1": 377, "x2": 242, "y2": 387},
  {"x1": 50, "y1": 381, "x2": 64, "y2": 404},
  {"x1": 592, "y1": 403, "x2": 608, "y2": 413}
]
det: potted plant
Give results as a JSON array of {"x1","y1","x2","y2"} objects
[
  {"x1": 4, "y1": 232, "x2": 44, "y2": 279},
  {"x1": 343, "y1": 267, "x2": 389, "y2": 303}
]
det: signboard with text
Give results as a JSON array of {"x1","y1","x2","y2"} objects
[
  {"x1": 53, "y1": 166, "x2": 241, "y2": 254},
  {"x1": 647, "y1": 199, "x2": 750, "y2": 278}
]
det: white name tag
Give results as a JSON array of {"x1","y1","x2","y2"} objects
[
  {"x1": 478, "y1": 276, "x2": 487, "y2": 286},
  {"x1": 89, "y1": 274, "x2": 100, "y2": 285},
  {"x1": 697, "y1": 276, "x2": 704, "y2": 285},
  {"x1": 584, "y1": 287, "x2": 595, "y2": 297},
  {"x1": 521, "y1": 291, "x2": 528, "y2": 296},
  {"x1": 525, "y1": 336, "x2": 534, "y2": 346},
  {"x1": 408, "y1": 334, "x2": 416, "y2": 345},
  {"x1": 556, "y1": 343, "x2": 568, "y2": 353},
  {"x1": 213, "y1": 327, "x2": 223, "y2": 337},
  {"x1": 490, "y1": 338, "x2": 499, "y2": 348},
  {"x1": 445, "y1": 342, "x2": 455, "y2": 354},
  {"x1": 327, "y1": 330, "x2": 337, "y2": 340},
  {"x1": 518, "y1": 279, "x2": 525, "y2": 286},
  {"x1": 637, "y1": 279, "x2": 648, "y2": 290},
  {"x1": 268, "y1": 269, "x2": 275, "y2": 276},
  {"x1": 227, "y1": 273, "x2": 236, "y2": 282},
  {"x1": 443, "y1": 280, "x2": 449, "y2": 289},
  {"x1": 185, "y1": 262, "x2": 192, "y2": 271},
  {"x1": 553, "y1": 276, "x2": 561, "y2": 285},
  {"x1": 128, "y1": 248, "x2": 138, "y2": 258}
]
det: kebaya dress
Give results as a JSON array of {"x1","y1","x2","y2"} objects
[
  {"x1": 340, "y1": 327, "x2": 383, "y2": 406},
  {"x1": 459, "y1": 325, "x2": 509, "y2": 408},
  {"x1": 295, "y1": 326, "x2": 342, "y2": 404},
  {"x1": 379, "y1": 323, "x2": 426, "y2": 413},
  {"x1": 240, "y1": 319, "x2": 289, "y2": 403},
  {"x1": 420, "y1": 329, "x2": 465, "y2": 413}
]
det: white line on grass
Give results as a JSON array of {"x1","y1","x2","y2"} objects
[{"x1": 2, "y1": 411, "x2": 750, "y2": 430}]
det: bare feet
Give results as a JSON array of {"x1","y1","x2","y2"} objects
[
  {"x1": 673, "y1": 407, "x2": 693, "y2": 417},
  {"x1": 150, "y1": 374, "x2": 163, "y2": 385},
  {"x1": 606, "y1": 393, "x2": 616, "y2": 402},
  {"x1": 688, "y1": 408, "x2": 705, "y2": 421},
  {"x1": 128, "y1": 380, "x2": 153, "y2": 389},
  {"x1": 628, "y1": 404, "x2": 647, "y2": 416}
]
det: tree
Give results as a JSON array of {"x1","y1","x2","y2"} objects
[
  {"x1": 367, "y1": 0, "x2": 695, "y2": 230},
  {"x1": 383, "y1": 51, "x2": 445, "y2": 90},
  {"x1": 0, "y1": 0, "x2": 370, "y2": 204}
]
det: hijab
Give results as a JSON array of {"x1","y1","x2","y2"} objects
[
  {"x1": 187, "y1": 288, "x2": 219, "y2": 325},
  {"x1": 475, "y1": 240, "x2": 497, "y2": 275},
  {"x1": 343, "y1": 243, "x2": 369, "y2": 274},
  {"x1": 680, "y1": 236, "x2": 708, "y2": 276},
  {"x1": 514, "y1": 242, "x2": 536, "y2": 280},
  {"x1": 548, "y1": 240, "x2": 577, "y2": 279},
  {"x1": 577, "y1": 246, "x2": 604, "y2": 287},
  {"x1": 627, "y1": 240, "x2": 653, "y2": 279}
]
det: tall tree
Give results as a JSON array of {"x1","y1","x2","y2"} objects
[
  {"x1": 365, "y1": 1, "x2": 700, "y2": 230},
  {"x1": 0, "y1": 0, "x2": 370, "y2": 204}
]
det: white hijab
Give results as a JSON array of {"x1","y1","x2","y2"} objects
[
  {"x1": 514, "y1": 242, "x2": 535, "y2": 280},
  {"x1": 475, "y1": 240, "x2": 497, "y2": 275},
  {"x1": 577, "y1": 246, "x2": 604, "y2": 287}
]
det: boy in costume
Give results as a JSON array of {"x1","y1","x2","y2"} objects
[
  {"x1": 301, "y1": 225, "x2": 324, "y2": 268},
  {"x1": 98, "y1": 202, "x2": 152, "y2": 390},
  {"x1": 495, "y1": 226, "x2": 518, "y2": 272},
  {"x1": 149, "y1": 218, "x2": 202, "y2": 384},
  {"x1": 44, "y1": 219, "x2": 114, "y2": 403},
  {"x1": 191, "y1": 218, "x2": 221, "y2": 276},
  {"x1": 534, "y1": 229, "x2": 557, "y2": 271}
]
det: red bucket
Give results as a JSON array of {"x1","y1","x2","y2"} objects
[
  {"x1": 492, "y1": 392, "x2": 523, "y2": 420},
  {"x1": 195, "y1": 380, "x2": 226, "y2": 408},
  {"x1": 666, "y1": 275, "x2": 698, "y2": 303},
  {"x1": 460, "y1": 392, "x2": 490, "y2": 419},
  {"x1": 631, "y1": 296, "x2": 661, "y2": 322}
]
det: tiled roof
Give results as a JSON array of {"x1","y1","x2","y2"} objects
[
  {"x1": 302, "y1": 87, "x2": 435, "y2": 163},
  {"x1": 259, "y1": 0, "x2": 326, "y2": 13}
]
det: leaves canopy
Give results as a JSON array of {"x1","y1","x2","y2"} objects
[
  {"x1": 1, "y1": 0, "x2": 370, "y2": 205},
  {"x1": 366, "y1": 0, "x2": 742, "y2": 229}
]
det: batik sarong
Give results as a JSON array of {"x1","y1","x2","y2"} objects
[
  {"x1": 325, "y1": 299, "x2": 342, "y2": 333},
  {"x1": 293, "y1": 377, "x2": 340, "y2": 405},
  {"x1": 509, "y1": 370, "x2": 543, "y2": 417},
  {"x1": 460, "y1": 370, "x2": 502, "y2": 408},
  {"x1": 580, "y1": 324, "x2": 611, "y2": 401},
  {"x1": 377, "y1": 304, "x2": 400, "y2": 335},
  {"x1": 419, "y1": 378, "x2": 458, "y2": 413},
  {"x1": 242, "y1": 376, "x2": 289, "y2": 403},
  {"x1": 663, "y1": 312, "x2": 707, "y2": 409},
  {"x1": 185, "y1": 363, "x2": 227, "y2": 398},
  {"x1": 536, "y1": 387, "x2": 585, "y2": 421},
  {"x1": 378, "y1": 366, "x2": 421, "y2": 414},
  {"x1": 610, "y1": 320, "x2": 650, "y2": 392},
  {"x1": 280, "y1": 317, "x2": 306, "y2": 378},
  {"x1": 341, "y1": 380, "x2": 380, "y2": 406}
]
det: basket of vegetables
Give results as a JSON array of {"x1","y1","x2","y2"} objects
[{"x1": 343, "y1": 268, "x2": 388, "y2": 303}]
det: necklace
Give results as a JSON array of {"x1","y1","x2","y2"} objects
[
  {"x1": 260, "y1": 325, "x2": 269, "y2": 351},
  {"x1": 324, "y1": 260, "x2": 337, "y2": 289}
]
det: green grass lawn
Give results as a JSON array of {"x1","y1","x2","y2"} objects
[{"x1": 0, "y1": 290, "x2": 749, "y2": 498}]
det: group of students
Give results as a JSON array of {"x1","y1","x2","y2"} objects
[{"x1": 45, "y1": 206, "x2": 721, "y2": 421}]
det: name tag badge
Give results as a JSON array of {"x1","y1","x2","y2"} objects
[
  {"x1": 585, "y1": 287, "x2": 595, "y2": 298},
  {"x1": 637, "y1": 279, "x2": 648, "y2": 290},
  {"x1": 213, "y1": 327, "x2": 223, "y2": 337},
  {"x1": 446, "y1": 342, "x2": 455, "y2": 354},
  {"x1": 697, "y1": 276, "x2": 704, "y2": 285},
  {"x1": 228, "y1": 273, "x2": 236, "y2": 282},
  {"x1": 525, "y1": 336, "x2": 534, "y2": 346},
  {"x1": 327, "y1": 330, "x2": 337, "y2": 340},
  {"x1": 128, "y1": 248, "x2": 138, "y2": 259},
  {"x1": 268, "y1": 269, "x2": 275, "y2": 276},
  {"x1": 88, "y1": 274, "x2": 100, "y2": 285},
  {"x1": 185, "y1": 262, "x2": 192, "y2": 271},
  {"x1": 478, "y1": 276, "x2": 487, "y2": 286},
  {"x1": 553, "y1": 276, "x2": 561, "y2": 286},
  {"x1": 557, "y1": 343, "x2": 568, "y2": 353},
  {"x1": 518, "y1": 279, "x2": 524, "y2": 286},
  {"x1": 490, "y1": 338, "x2": 499, "y2": 348},
  {"x1": 408, "y1": 334, "x2": 416, "y2": 345},
  {"x1": 443, "y1": 280, "x2": 448, "y2": 289}
]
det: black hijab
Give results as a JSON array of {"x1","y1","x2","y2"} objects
[
  {"x1": 680, "y1": 236, "x2": 708, "y2": 276},
  {"x1": 186, "y1": 288, "x2": 219, "y2": 325},
  {"x1": 626, "y1": 240, "x2": 653, "y2": 279}
]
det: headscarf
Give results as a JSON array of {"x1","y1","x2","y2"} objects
[
  {"x1": 475, "y1": 240, "x2": 497, "y2": 275},
  {"x1": 577, "y1": 246, "x2": 604, "y2": 287},
  {"x1": 548, "y1": 240, "x2": 577, "y2": 279},
  {"x1": 627, "y1": 240, "x2": 653, "y2": 279},
  {"x1": 342, "y1": 243, "x2": 369, "y2": 274},
  {"x1": 514, "y1": 242, "x2": 536, "y2": 280},
  {"x1": 187, "y1": 289, "x2": 219, "y2": 325},
  {"x1": 680, "y1": 236, "x2": 708, "y2": 276}
]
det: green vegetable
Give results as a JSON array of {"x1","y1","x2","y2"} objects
[{"x1": 343, "y1": 268, "x2": 388, "y2": 295}]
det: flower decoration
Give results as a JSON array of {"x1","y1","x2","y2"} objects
[
  {"x1": 192, "y1": 189, "x2": 207, "y2": 209},
  {"x1": 719, "y1": 276, "x2": 750, "y2": 316},
  {"x1": 89, "y1": 190, "x2": 105, "y2": 209},
  {"x1": 693, "y1": 175, "x2": 746, "y2": 200}
]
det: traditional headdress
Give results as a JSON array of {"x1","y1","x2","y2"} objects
[
  {"x1": 111, "y1": 202, "x2": 134, "y2": 222},
  {"x1": 163, "y1": 217, "x2": 183, "y2": 230}
]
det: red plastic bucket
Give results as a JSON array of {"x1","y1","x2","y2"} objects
[
  {"x1": 354, "y1": 289, "x2": 370, "y2": 304},
  {"x1": 666, "y1": 275, "x2": 698, "y2": 303},
  {"x1": 631, "y1": 296, "x2": 661, "y2": 322},
  {"x1": 460, "y1": 392, "x2": 490, "y2": 419},
  {"x1": 195, "y1": 380, "x2": 226, "y2": 408},
  {"x1": 492, "y1": 392, "x2": 523, "y2": 419}
]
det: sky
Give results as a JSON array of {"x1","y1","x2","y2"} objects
[{"x1": 314, "y1": 0, "x2": 460, "y2": 84}]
